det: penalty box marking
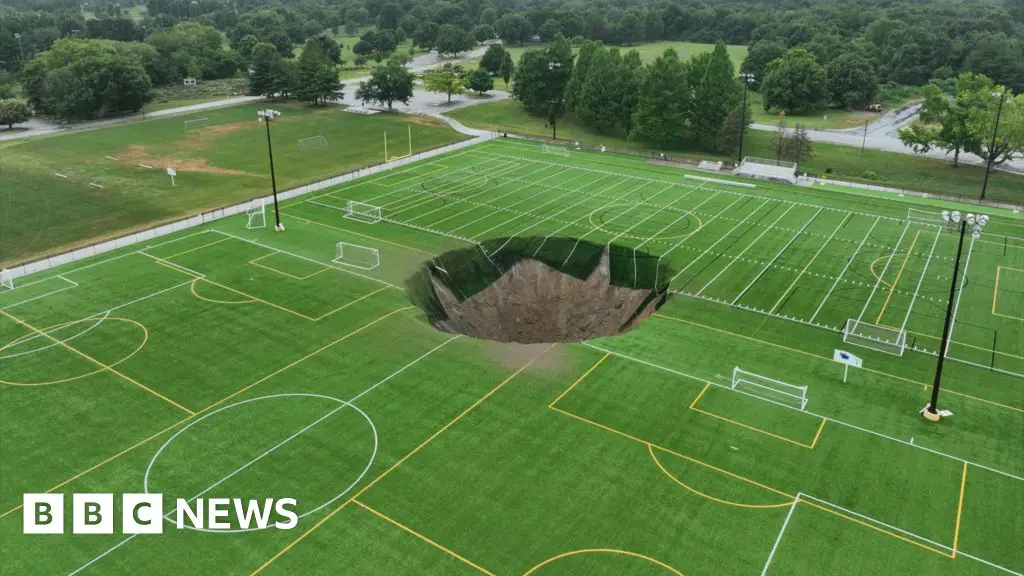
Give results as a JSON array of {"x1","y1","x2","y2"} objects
[
  {"x1": 248, "y1": 251, "x2": 330, "y2": 281},
  {"x1": 993, "y1": 267, "x2": 1024, "y2": 321},
  {"x1": 688, "y1": 383, "x2": 827, "y2": 450}
]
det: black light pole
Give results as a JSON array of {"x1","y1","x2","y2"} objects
[
  {"x1": 548, "y1": 60, "x2": 562, "y2": 141},
  {"x1": 980, "y1": 91, "x2": 1007, "y2": 201},
  {"x1": 738, "y1": 73, "x2": 754, "y2": 164},
  {"x1": 14, "y1": 33, "x2": 23, "y2": 61},
  {"x1": 258, "y1": 109, "x2": 284, "y2": 232},
  {"x1": 923, "y1": 211, "x2": 986, "y2": 422}
]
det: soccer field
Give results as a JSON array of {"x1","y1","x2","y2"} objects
[{"x1": 1, "y1": 138, "x2": 1022, "y2": 575}]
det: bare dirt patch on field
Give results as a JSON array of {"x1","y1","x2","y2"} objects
[{"x1": 117, "y1": 145, "x2": 260, "y2": 177}]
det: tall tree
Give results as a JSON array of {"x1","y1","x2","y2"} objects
[
  {"x1": 685, "y1": 41, "x2": 743, "y2": 151},
  {"x1": 739, "y1": 40, "x2": 785, "y2": 90},
  {"x1": 248, "y1": 42, "x2": 282, "y2": 98},
  {"x1": 0, "y1": 99, "x2": 31, "y2": 129},
  {"x1": 297, "y1": 37, "x2": 343, "y2": 105},
  {"x1": 435, "y1": 24, "x2": 475, "y2": 57},
  {"x1": 479, "y1": 44, "x2": 506, "y2": 75},
  {"x1": 971, "y1": 91, "x2": 1024, "y2": 176},
  {"x1": 898, "y1": 73, "x2": 991, "y2": 166},
  {"x1": 630, "y1": 48, "x2": 689, "y2": 148},
  {"x1": 500, "y1": 52, "x2": 515, "y2": 88},
  {"x1": 355, "y1": 58, "x2": 415, "y2": 111},
  {"x1": 422, "y1": 63, "x2": 465, "y2": 103},
  {"x1": 468, "y1": 68, "x2": 494, "y2": 95},
  {"x1": 761, "y1": 48, "x2": 828, "y2": 114},
  {"x1": 826, "y1": 53, "x2": 877, "y2": 109},
  {"x1": 413, "y1": 22, "x2": 441, "y2": 50},
  {"x1": 565, "y1": 40, "x2": 602, "y2": 114},
  {"x1": 511, "y1": 35, "x2": 573, "y2": 116}
]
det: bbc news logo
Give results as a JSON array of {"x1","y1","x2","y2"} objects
[{"x1": 23, "y1": 494, "x2": 298, "y2": 534}]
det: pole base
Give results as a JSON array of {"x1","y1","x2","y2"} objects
[
  {"x1": 921, "y1": 409, "x2": 942, "y2": 422},
  {"x1": 274, "y1": 223, "x2": 285, "y2": 232}
]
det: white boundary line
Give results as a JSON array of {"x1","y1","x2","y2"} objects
[
  {"x1": 0, "y1": 275, "x2": 79, "y2": 311},
  {"x1": 898, "y1": 227, "x2": 942, "y2": 333},
  {"x1": 445, "y1": 168, "x2": 584, "y2": 233},
  {"x1": 669, "y1": 199, "x2": 772, "y2": 285},
  {"x1": 653, "y1": 196, "x2": 746, "y2": 290},
  {"x1": 731, "y1": 207, "x2": 823, "y2": 305},
  {"x1": 853, "y1": 219, "x2": 912, "y2": 326},
  {"x1": 608, "y1": 183, "x2": 704, "y2": 247},
  {"x1": 696, "y1": 204, "x2": 796, "y2": 296},
  {"x1": 0, "y1": 311, "x2": 111, "y2": 360},
  {"x1": 943, "y1": 235, "x2": 976, "y2": 357},
  {"x1": 809, "y1": 216, "x2": 881, "y2": 323},
  {"x1": 388, "y1": 161, "x2": 526, "y2": 217},
  {"x1": 759, "y1": 494, "x2": 799, "y2": 576},
  {"x1": 769, "y1": 214, "x2": 850, "y2": 314}
]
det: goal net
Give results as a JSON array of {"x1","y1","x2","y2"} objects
[
  {"x1": 298, "y1": 135, "x2": 328, "y2": 150},
  {"x1": 0, "y1": 269, "x2": 13, "y2": 291},
  {"x1": 184, "y1": 117, "x2": 209, "y2": 132},
  {"x1": 345, "y1": 201, "x2": 382, "y2": 224},
  {"x1": 732, "y1": 367, "x2": 808, "y2": 410},
  {"x1": 734, "y1": 156, "x2": 797, "y2": 184},
  {"x1": 333, "y1": 242, "x2": 379, "y2": 270},
  {"x1": 843, "y1": 319, "x2": 907, "y2": 356},
  {"x1": 542, "y1": 144, "x2": 569, "y2": 157},
  {"x1": 246, "y1": 199, "x2": 266, "y2": 229}
]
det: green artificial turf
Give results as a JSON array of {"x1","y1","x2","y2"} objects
[
  {"x1": 0, "y1": 138, "x2": 1021, "y2": 576},
  {"x1": 0, "y1": 103, "x2": 469, "y2": 265}
]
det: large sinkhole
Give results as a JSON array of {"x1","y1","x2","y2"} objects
[{"x1": 405, "y1": 236, "x2": 675, "y2": 344}]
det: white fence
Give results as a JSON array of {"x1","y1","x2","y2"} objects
[{"x1": 4, "y1": 134, "x2": 494, "y2": 281}]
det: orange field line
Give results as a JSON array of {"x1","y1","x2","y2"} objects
[
  {"x1": 0, "y1": 308, "x2": 194, "y2": 415},
  {"x1": 352, "y1": 500, "x2": 496, "y2": 575},
  {"x1": 647, "y1": 444, "x2": 793, "y2": 509},
  {"x1": 687, "y1": 383, "x2": 826, "y2": 449},
  {"x1": 548, "y1": 351, "x2": 610, "y2": 407},
  {"x1": 653, "y1": 312, "x2": 1023, "y2": 414},
  {"x1": 800, "y1": 499, "x2": 953, "y2": 558},
  {"x1": 876, "y1": 230, "x2": 921, "y2": 325},
  {"x1": 249, "y1": 344, "x2": 555, "y2": 575},
  {"x1": 161, "y1": 236, "x2": 231, "y2": 260}
]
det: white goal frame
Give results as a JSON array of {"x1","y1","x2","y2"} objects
[
  {"x1": 332, "y1": 242, "x2": 379, "y2": 270},
  {"x1": 297, "y1": 135, "x2": 328, "y2": 150},
  {"x1": 542, "y1": 144, "x2": 570, "y2": 157},
  {"x1": 0, "y1": 269, "x2": 13, "y2": 291},
  {"x1": 246, "y1": 199, "x2": 266, "y2": 229},
  {"x1": 732, "y1": 367, "x2": 808, "y2": 410},
  {"x1": 843, "y1": 318, "x2": 906, "y2": 356},
  {"x1": 184, "y1": 117, "x2": 209, "y2": 132},
  {"x1": 345, "y1": 201, "x2": 382, "y2": 224}
]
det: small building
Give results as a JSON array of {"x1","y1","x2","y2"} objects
[{"x1": 183, "y1": 77, "x2": 198, "y2": 87}]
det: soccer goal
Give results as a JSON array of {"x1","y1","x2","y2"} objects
[
  {"x1": 345, "y1": 201, "x2": 382, "y2": 224},
  {"x1": 246, "y1": 199, "x2": 266, "y2": 229},
  {"x1": 333, "y1": 242, "x2": 379, "y2": 270},
  {"x1": 734, "y1": 156, "x2": 797, "y2": 184},
  {"x1": 184, "y1": 117, "x2": 209, "y2": 132},
  {"x1": 298, "y1": 135, "x2": 328, "y2": 150},
  {"x1": 0, "y1": 269, "x2": 13, "y2": 291},
  {"x1": 843, "y1": 319, "x2": 907, "y2": 356},
  {"x1": 732, "y1": 367, "x2": 809, "y2": 410},
  {"x1": 542, "y1": 144, "x2": 570, "y2": 157}
]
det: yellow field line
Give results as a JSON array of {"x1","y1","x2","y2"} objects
[
  {"x1": 352, "y1": 500, "x2": 496, "y2": 575},
  {"x1": 891, "y1": 323, "x2": 1024, "y2": 361},
  {"x1": 249, "y1": 251, "x2": 330, "y2": 281},
  {"x1": 283, "y1": 212, "x2": 436, "y2": 256},
  {"x1": 653, "y1": 313, "x2": 1023, "y2": 413},
  {"x1": 799, "y1": 499, "x2": 953, "y2": 558},
  {"x1": 548, "y1": 352, "x2": 610, "y2": 407},
  {"x1": 250, "y1": 344, "x2": 555, "y2": 575},
  {"x1": 688, "y1": 382, "x2": 710, "y2": 409},
  {"x1": 0, "y1": 309, "x2": 194, "y2": 415},
  {"x1": 647, "y1": 444, "x2": 793, "y2": 509},
  {"x1": 190, "y1": 277, "x2": 255, "y2": 305},
  {"x1": 773, "y1": 214, "x2": 850, "y2": 312},
  {"x1": 688, "y1": 384, "x2": 821, "y2": 449},
  {"x1": 523, "y1": 549, "x2": 686, "y2": 576},
  {"x1": 876, "y1": 230, "x2": 920, "y2": 325},
  {"x1": 993, "y1": 266, "x2": 1002, "y2": 316},
  {"x1": 161, "y1": 236, "x2": 231, "y2": 260},
  {"x1": 0, "y1": 306, "x2": 412, "y2": 519},
  {"x1": 312, "y1": 286, "x2": 392, "y2": 321},
  {"x1": 809, "y1": 418, "x2": 827, "y2": 449},
  {"x1": 953, "y1": 462, "x2": 968, "y2": 558}
]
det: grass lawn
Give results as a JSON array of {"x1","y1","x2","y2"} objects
[
  {"x1": 503, "y1": 40, "x2": 748, "y2": 68},
  {"x1": 0, "y1": 103, "x2": 469, "y2": 266},
  {"x1": 144, "y1": 78, "x2": 250, "y2": 113},
  {"x1": 447, "y1": 99, "x2": 1024, "y2": 205},
  {"x1": 1, "y1": 138, "x2": 1020, "y2": 576}
]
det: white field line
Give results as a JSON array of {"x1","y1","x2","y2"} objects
[
  {"x1": 943, "y1": 235, "x2": 976, "y2": 358},
  {"x1": 387, "y1": 161, "x2": 527, "y2": 216},
  {"x1": 372, "y1": 158, "x2": 514, "y2": 209},
  {"x1": 669, "y1": 199, "x2": 772, "y2": 285},
  {"x1": 560, "y1": 183, "x2": 677, "y2": 267},
  {"x1": 696, "y1": 204, "x2": 796, "y2": 296},
  {"x1": 136, "y1": 251, "x2": 207, "y2": 279},
  {"x1": 731, "y1": 207, "x2": 823, "y2": 305},
  {"x1": 607, "y1": 183, "x2": 704, "y2": 246},
  {"x1": 486, "y1": 175, "x2": 631, "y2": 258},
  {"x1": 653, "y1": 196, "x2": 746, "y2": 290},
  {"x1": 770, "y1": 215, "x2": 850, "y2": 314},
  {"x1": 0, "y1": 311, "x2": 111, "y2": 360},
  {"x1": 12, "y1": 230, "x2": 214, "y2": 291},
  {"x1": 581, "y1": 342, "x2": 1024, "y2": 483},
  {"x1": 759, "y1": 495, "x2": 800, "y2": 576},
  {"x1": 208, "y1": 230, "x2": 400, "y2": 290},
  {"x1": 528, "y1": 179, "x2": 658, "y2": 258},
  {"x1": 446, "y1": 169, "x2": 591, "y2": 234},
  {"x1": 464, "y1": 172, "x2": 617, "y2": 240},
  {"x1": 0, "y1": 275, "x2": 79, "y2": 311},
  {"x1": 853, "y1": 220, "x2": 912, "y2": 325},
  {"x1": 344, "y1": 157, "x2": 511, "y2": 212},
  {"x1": 468, "y1": 148, "x2": 917, "y2": 225},
  {"x1": 809, "y1": 216, "x2": 881, "y2": 323},
  {"x1": 635, "y1": 192, "x2": 720, "y2": 252},
  {"x1": 670, "y1": 288, "x2": 842, "y2": 331},
  {"x1": 68, "y1": 335, "x2": 459, "y2": 576},
  {"x1": 898, "y1": 227, "x2": 942, "y2": 333}
]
